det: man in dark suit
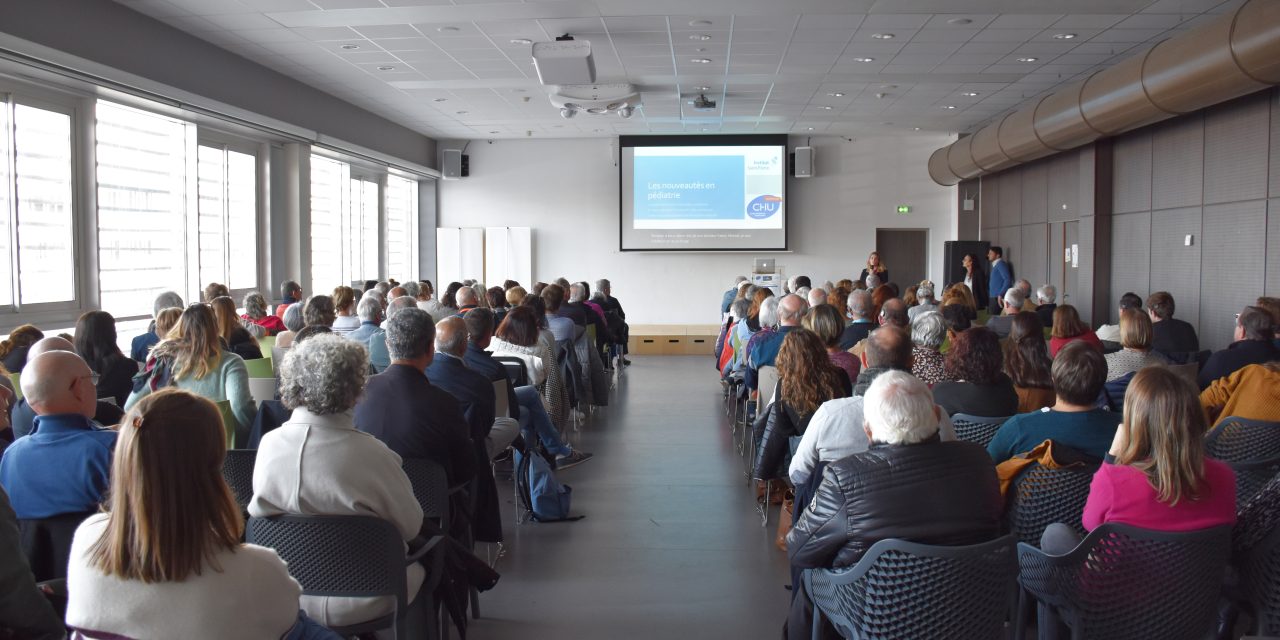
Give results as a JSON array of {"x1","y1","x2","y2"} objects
[
  {"x1": 838, "y1": 289, "x2": 875, "y2": 351},
  {"x1": 353, "y1": 308, "x2": 476, "y2": 488},
  {"x1": 1199, "y1": 306, "x2": 1280, "y2": 389},
  {"x1": 594, "y1": 278, "x2": 630, "y2": 365},
  {"x1": 1147, "y1": 291, "x2": 1199, "y2": 357}
]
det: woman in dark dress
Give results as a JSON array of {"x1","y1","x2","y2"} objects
[
  {"x1": 858, "y1": 251, "x2": 889, "y2": 287},
  {"x1": 962, "y1": 253, "x2": 988, "y2": 304},
  {"x1": 931, "y1": 326, "x2": 1020, "y2": 417}
]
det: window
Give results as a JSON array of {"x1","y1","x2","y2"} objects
[
  {"x1": 198, "y1": 144, "x2": 257, "y2": 291},
  {"x1": 347, "y1": 177, "x2": 379, "y2": 283},
  {"x1": 2, "y1": 102, "x2": 77, "y2": 306},
  {"x1": 310, "y1": 154, "x2": 347, "y2": 295},
  {"x1": 96, "y1": 101, "x2": 187, "y2": 316},
  {"x1": 385, "y1": 176, "x2": 417, "y2": 281}
]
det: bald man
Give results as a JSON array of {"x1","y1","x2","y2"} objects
[
  {"x1": 0, "y1": 351, "x2": 117, "y2": 519},
  {"x1": 745, "y1": 294, "x2": 811, "y2": 393},
  {"x1": 10, "y1": 338, "x2": 124, "y2": 439}
]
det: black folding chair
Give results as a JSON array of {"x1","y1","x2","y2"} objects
[
  {"x1": 1004, "y1": 458, "x2": 1100, "y2": 545},
  {"x1": 1205, "y1": 417, "x2": 1280, "y2": 463},
  {"x1": 221, "y1": 449, "x2": 257, "y2": 511},
  {"x1": 950, "y1": 413, "x2": 1013, "y2": 448}
]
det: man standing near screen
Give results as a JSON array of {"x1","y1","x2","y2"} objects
[{"x1": 987, "y1": 247, "x2": 1012, "y2": 316}]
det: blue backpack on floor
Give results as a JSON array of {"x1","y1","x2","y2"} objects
[{"x1": 514, "y1": 446, "x2": 584, "y2": 523}]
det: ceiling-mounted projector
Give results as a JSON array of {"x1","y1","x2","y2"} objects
[
  {"x1": 532, "y1": 37, "x2": 595, "y2": 85},
  {"x1": 691, "y1": 94, "x2": 717, "y2": 111},
  {"x1": 549, "y1": 84, "x2": 641, "y2": 119}
]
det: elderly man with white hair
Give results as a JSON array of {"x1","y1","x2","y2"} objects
[
  {"x1": 784, "y1": 370, "x2": 1003, "y2": 638},
  {"x1": 1035, "y1": 284, "x2": 1058, "y2": 329},
  {"x1": 131, "y1": 290, "x2": 184, "y2": 362},
  {"x1": 744, "y1": 294, "x2": 808, "y2": 393},
  {"x1": 368, "y1": 296, "x2": 421, "y2": 373},
  {"x1": 1015, "y1": 279, "x2": 1036, "y2": 312},
  {"x1": 806, "y1": 287, "x2": 828, "y2": 309},
  {"x1": 0, "y1": 350, "x2": 118, "y2": 519},
  {"x1": 838, "y1": 289, "x2": 875, "y2": 350},
  {"x1": 985, "y1": 287, "x2": 1024, "y2": 338},
  {"x1": 346, "y1": 294, "x2": 384, "y2": 344},
  {"x1": 907, "y1": 284, "x2": 939, "y2": 322}
]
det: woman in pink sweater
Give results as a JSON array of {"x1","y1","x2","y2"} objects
[{"x1": 1041, "y1": 366, "x2": 1236, "y2": 552}]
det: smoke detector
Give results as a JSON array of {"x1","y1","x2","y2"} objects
[
  {"x1": 548, "y1": 83, "x2": 642, "y2": 118},
  {"x1": 690, "y1": 93, "x2": 717, "y2": 111}
]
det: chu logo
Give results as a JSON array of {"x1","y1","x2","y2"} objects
[{"x1": 747, "y1": 195, "x2": 782, "y2": 219}]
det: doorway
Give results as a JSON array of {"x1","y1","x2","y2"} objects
[{"x1": 875, "y1": 229, "x2": 929, "y2": 287}]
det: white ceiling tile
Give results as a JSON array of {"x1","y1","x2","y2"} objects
[
  {"x1": 353, "y1": 25, "x2": 422, "y2": 40},
  {"x1": 987, "y1": 15, "x2": 1063, "y2": 29},
  {"x1": 899, "y1": 41, "x2": 962, "y2": 55},
  {"x1": 1113, "y1": 13, "x2": 1190, "y2": 29},
  {"x1": 933, "y1": 64, "x2": 988, "y2": 74},
  {"x1": 1141, "y1": 0, "x2": 1224, "y2": 12},
  {"x1": 970, "y1": 28, "x2": 1044, "y2": 42},
  {"x1": 293, "y1": 26, "x2": 363, "y2": 41},
  {"x1": 310, "y1": 0, "x2": 382, "y2": 8},
  {"x1": 431, "y1": 36, "x2": 497, "y2": 50},
  {"x1": 910, "y1": 29, "x2": 980, "y2": 43},
  {"x1": 537, "y1": 18, "x2": 607, "y2": 35},
  {"x1": 793, "y1": 28, "x2": 856, "y2": 42},
  {"x1": 1051, "y1": 14, "x2": 1126, "y2": 29},
  {"x1": 923, "y1": 15, "x2": 997, "y2": 29},
  {"x1": 797, "y1": 14, "x2": 864, "y2": 30},
  {"x1": 861, "y1": 14, "x2": 932, "y2": 29},
  {"x1": 957, "y1": 41, "x2": 1020, "y2": 54},
  {"x1": 730, "y1": 29, "x2": 794, "y2": 44},
  {"x1": 603, "y1": 16, "x2": 668, "y2": 32}
]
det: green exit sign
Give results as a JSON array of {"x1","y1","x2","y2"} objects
[{"x1": 896, "y1": 205, "x2": 911, "y2": 214}]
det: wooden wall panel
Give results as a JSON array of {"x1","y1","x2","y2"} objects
[
  {"x1": 1109, "y1": 212, "x2": 1152, "y2": 324},
  {"x1": 1021, "y1": 162, "x2": 1047, "y2": 224},
  {"x1": 1203, "y1": 93, "x2": 1270, "y2": 204},
  {"x1": 1112, "y1": 131, "x2": 1152, "y2": 214},
  {"x1": 1151, "y1": 116, "x2": 1204, "y2": 211},
  {"x1": 1200, "y1": 201, "x2": 1267, "y2": 351},
  {"x1": 1148, "y1": 207, "x2": 1203, "y2": 334}
]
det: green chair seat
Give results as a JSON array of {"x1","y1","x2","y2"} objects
[
  {"x1": 244, "y1": 358, "x2": 274, "y2": 379},
  {"x1": 8, "y1": 372, "x2": 19, "y2": 401},
  {"x1": 215, "y1": 399, "x2": 237, "y2": 448}
]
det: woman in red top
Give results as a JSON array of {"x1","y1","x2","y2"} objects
[
  {"x1": 1041, "y1": 366, "x2": 1236, "y2": 552},
  {"x1": 1048, "y1": 304, "x2": 1103, "y2": 357}
]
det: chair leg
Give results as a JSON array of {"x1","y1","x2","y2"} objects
[
  {"x1": 470, "y1": 585, "x2": 480, "y2": 619},
  {"x1": 811, "y1": 602, "x2": 822, "y2": 640}
]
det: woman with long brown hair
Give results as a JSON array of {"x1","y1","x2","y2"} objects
[
  {"x1": 74, "y1": 310, "x2": 138, "y2": 407},
  {"x1": 127, "y1": 304, "x2": 256, "y2": 438},
  {"x1": 66, "y1": 389, "x2": 304, "y2": 639},
  {"x1": 1005, "y1": 311, "x2": 1055, "y2": 412},
  {"x1": 1049, "y1": 304, "x2": 1103, "y2": 357},
  {"x1": 210, "y1": 296, "x2": 263, "y2": 361},
  {"x1": 803, "y1": 304, "x2": 860, "y2": 384},
  {"x1": 754, "y1": 329, "x2": 851, "y2": 482}
]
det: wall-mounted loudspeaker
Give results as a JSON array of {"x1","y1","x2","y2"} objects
[
  {"x1": 791, "y1": 146, "x2": 814, "y2": 178},
  {"x1": 442, "y1": 149, "x2": 469, "y2": 180}
]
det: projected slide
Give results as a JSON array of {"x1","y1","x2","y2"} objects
[{"x1": 620, "y1": 136, "x2": 788, "y2": 251}]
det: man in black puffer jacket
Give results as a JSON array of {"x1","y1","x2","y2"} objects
[{"x1": 784, "y1": 370, "x2": 1002, "y2": 639}]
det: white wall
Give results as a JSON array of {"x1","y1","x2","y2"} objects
[{"x1": 438, "y1": 134, "x2": 956, "y2": 325}]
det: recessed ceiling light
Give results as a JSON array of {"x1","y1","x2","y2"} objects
[
  {"x1": 437, "y1": 26, "x2": 461, "y2": 32},
  {"x1": 340, "y1": 44, "x2": 360, "y2": 50},
  {"x1": 689, "y1": 34, "x2": 712, "y2": 41},
  {"x1": 689, "y1": 19, "x2": 712, "y2": 27},
  {"x1": 510, "y1": 38, "x2": 532, "y2": 45},
  {"x1": 695, "y1": 86, "x2": 711, "y2": 91},
  {"x1": 807, "y1": 127, "x2": 815, "y2": 131},
  {"x1": 489, "y1": 130, "x2": 499, "y2": 134},
  {"x1": 961, "y1": 91, "x2": 980, "y2": 97},
  {"x1": 947, "y1": 18, "x2": 972, "y2": 25},
  {"x1": 1017, "y1": 57, "x2": 1038, "y2": 62},
  {"x1": 941, "y1": 105, "x2": 957, "y2": 109},
  {"x1": 828, "y1": 92, "x2": 845, "y2": 97},
  {"x1": 1052, "y1": 33, "x2": 1077, "y2": 40},
  {"x1": 913, "y1": 126, "x2": 921, "y2": 130},
  {"x1": 691, "y1": 57, "x2": 712, "y2": 64},
  {"x1": 852, "y1": 57, "x2": 875, "y2": 63},
  {"x1": 377, "y1": 65, "x2": 396, "y2": 71},
  {"x1": 432, "y1": 98, "x2": 447, "y2": 102},
  {"x1": 821, "y1": 106, "x2": 833, "y2": 110},
  {"x1": 871, "y1": 33, "x2": 894, "y2": 39}
]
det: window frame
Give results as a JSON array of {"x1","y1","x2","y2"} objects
[{"x1": 195, "y1": 133, "x2": 264, "y2": 301}]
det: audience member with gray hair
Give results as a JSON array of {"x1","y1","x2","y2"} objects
[
  {"x1": 131, "y1": 290, "x2": 185, "y2": 362},
  {"x1": 0, "y1": 350, "x2": 118, "y2": 519},
  {"x1": 1035, "y1": 284, "x2": 1058, "y2": 329},
  {"x1": 985, "y1": 287, "x2": 1024, "y2": 338},
  {"x1": 864, "y1": 273, "x2": 882, "y2": 290},
  {"x1": 456, "y1": 286, "x2": 479, "y2": 311},
  {"x1": 757, "y1": 296, "x2": 781, "y2": 329},
  {"x1": 744, "y1": 294, "x2": 808, "y2": 392},
  {"x1": 241, "y1": 291, "x2": 286, "y2": 336},
  {"x1": 910, "y1": 311, "x2": 950, "y2": 385},
  {"x1": 274, "y1": 303, "x2": 305, "y2": 349},
  {"x1": 251, "y1": 333, "x2": 429, "y2": 628},
  {"x1": 400, "y1": 280, "x2": 420, "y2": 300},
  {"x1": 346, "y1": 295, "x2": 384, "y2": 344},
  {"x1": 366, "y1": 296, "x2": 422, "y2": 373},
  {"x1": 785, "y1": 368, "x2": 1001, "y2": 638},
  {"x1": 806, "y1": 287, "x2": 827, "y2": 309},
  {"x1": 838, "y1": 289, "x2": 875, "y2": 350},
  {"x1": 721, "y1": 276, "x2": 748, "y2": 319},
  {"x1": 907, "y1": 284, "x2": 938, "y2": 322}
]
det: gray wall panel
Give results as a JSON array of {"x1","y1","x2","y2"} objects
[
  {"x1": 1109, "y1": 212, "x2": 1151, "y2": 323},
  {"x1": 1113, "y1": 131, "x2": 1152, "y2": 214},
  {"x1": 1268, "y1": 199, "x2": 1280, "y2": 297},
  {"x1": 1200, "y1": 201, "x2": 1267, "y2": 351},
  {"x1": 1148, "y1": 207, "x2": 1203, "y2": 334},
  {"x1": 1151, "y1": 116, "x2": 1204, "y2": 211},
  {"x1": 998, "y1": 168, "x2": 1022, "y2": 229},
  {"x1": 1049, "y1": 223, "x2": 1065, "y2": 302},
  {"x1": 1271, "y1": 91, "x2": 1280, "y2": 198},
  {"x1": 1021, "y1": 223, "x2": 1049, "y2": 291},
  {"x1": 1021, "y1": 162, "x2": 1047, "y2": 224},
  {"x1": 1000, "y1": 226, "x2": 1021, "y2": 268},
  {"x1": 1047, "y1": 152, "x2": 1079, "y2": 223},
  {"x1": 981, "y1": 175, "x2": 999, "y2": 230},
  {"x1": 1078, "y1": 219, "x2": 1096, "y2": 323},
  {"x1": 1204, "y1": 93, "x2": 1270, "y2": 205}
]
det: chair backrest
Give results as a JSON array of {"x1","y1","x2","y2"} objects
[
  {"x1": 246, "y1": 515, "x2": 405, "y2": 601},
  {"x1": 493, "y1": 378, "x2": 510, "y2": 419},
  {"x1": 214, "y1": 399, "x2": 236, "y2": 448},
  {"x1": 222, "y1": 449, "x2": 257, "y2": 509},
  {"x1": 756, "y1": 365, "x2": 780, "y2": 414},
  {"x1": 243, "y1": 357, "x2": 274, "y2": 379},
  {"x1": 402, "y1": 458, "x2": 450, "y2": 530},
  {"x1": 247, "y1": 377, "x2": 277, "y2": 405},
  {"x1": 258, "y1": 335, "x2": 276, "y2": 352},
  {"x1": 1239, "y1": 514, "x2": 1280, "y2": 636},
  {"x1": 950, "y1": 413, "x2": 1012, "y2": 448},
  {"x1": 1101, "y1": 370, "x2": 1137, "y2": 412},
  {"x1": 1005, "y1": 461, "x2": 1100, "y2": 544},
  {"x1": 1231, "y1": 457, "x2": 1280, "y2": 509},
  {"x1": 270, "y1": 346, "x2": 288, "y2": 375},
  {"x1": 493, "y1": 356, "x2": 529, "y2": 387},
  {"x1": 1205, "y1": 417, "x2": 1280, "y2": 463},
  {"x1": 19, "y1": 511, "x2": 96, "y2": 582},
  {"x1": 806, "y1": 535, "x2": 1017, "y2": 640},
  {"x1": 1018, "y1": 523, "x2": 1231, "y2": 640}
]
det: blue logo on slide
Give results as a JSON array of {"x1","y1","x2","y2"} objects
[{"x1": 747, "y1": 195, "x2": 782, "y2": 219}]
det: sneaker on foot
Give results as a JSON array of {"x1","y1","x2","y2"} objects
[{"x1": 555, "y1": 450, "x2": 593, "y2": 470}]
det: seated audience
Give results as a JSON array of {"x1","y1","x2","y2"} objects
[
  {"x1": 901, "y1": 284, "x2": 918, "y2": 309},
  {"x1": 870, "y1": 284, "x2": 895, "y2": 320},
  {"x1": 826, "y1": 286, "x2": 850, "y2": 321},
  {"x1": 743, "y1": 296, "x2": 780, "y2": 372},
  {"x1": 594, "y1": 277, "x2": 630, "y2": 364},
  {"x1": 1147, "y1": 291, "x2": 1198, "y2": 356},
  {"x1": 516, "y1": 297, "x2": 571, "y2": 428},
  {"x1": 803, "y1": 304, "x2": 860, "y2": 384},
  {"x1": 1040, "y1": 366, "x2": 1236, "y2": 554},
  {"x1": 455, "y1": 286, "x2": 480, "y2": 315},
  {"x1": 837, "y1": 289, "x2": 875, "y2": 351},
  {"x1": 790, "y1": 327, "x2": 958, "y2": 488},
  {"x1": 66, "y1": 389, "x2": 310, "y2": 640},
  {"x1": 786, "y1": 371, "x2": 1002, "y2": 639},
  {"x1": 242, "y1": 291, "x2": 286, "y2": 336},
  {"x1": 932, "y1": 327, "x2": 1019, "y2": 417},
  {"x1": 1035, "y1": 284, "x2": 1057, "y2": 329},
  {"x1": 941, "y1": 303, "x2": 972, "y2": 337},
  {"x1": 355, "y1": 308, "x2": 476, "y2": 487},
  {"x1": 1200, "y1": 362, "x2": 1280, "y2": 428},
  {"x1": 909, "y1": 310, "x2": 949, "y2": 385},
  {"x1": 330, "y1": 286, "x2": 360, "y2": 335},
  {"x1": 746, "y1": 295, "x2": 807, "y2": 392},
  {"x1": 984, "y1": 288, "x2": 1023, "y2": 338},
  {"x1": 1198, "y1": 305, "x2": 1279, "y2": 389},
  {"x1": 539, "y1": 284, "x2": 577, "y2": 342},
  {"x1": 75, "y1": 310, "x2": 138, "y2": 407},
  {"x1": 564, "y1": 283, "x2": 600, "y2": 335},
  {"x1": 0, "y1": 325, "x2": 43, "y2": 373},
  {"x1": 487, "y1": 287, "x2": 509, "y2": 324},
  {"x1": 1015, "y1": 279, "x2": 1036, "y2": 312},
  {"x1": 849, "y1": 298, "x2": 908, "y2": 365},
  {"x1": 203, "y1": 282, "x2": 229, "y2": 303},
  {"x1": 275, "y1": 280, "x2": 302, "y2": 319},
  {"x1": 1049, "y1": 304, "x2": 1103, "y2": 357},
  {"x1": 441, "y1": 282, "x2": 464, "y2": 311},
  {"x1": 11, "y1": 337, "x2": 126, "y2": 437},
  {"x1": 1005, "y1": 312, "x2": 1055, "y2": 412},
  {"x1": 273, "y1": 302, "x2": 304, "y2": 350},
  {"x1": 367, "y1": 296, "x2": 419, "y2": 373},
  {"x1": 1094, "y1": 292, "x2": 1143, "y2": 344},
  {"x1": 1104, "y1": 308, "x2": 1169, "y2": 381},
  {"x1": 0, "y1": 351, "x2": 116, "y2": 519},
  {"x1": 755, "y1": 330, "x2": 850, "y2": 481},
  {"x1": 987, "y1": 342, "x2": 1120, "y2": 463},
  {"x1": 0, "y1": 484, "x2": 64, "y2": 638},
  {"x1": 942, "y1": 282, "x2": 979, "y2": 321},
  {"x1": 806, "y1": 287, "x2": 827, "y2": 309},
  {"x1": 907, "y1": 284, "x2": 938, "y2": 322},
  {"x1": 211, "y1": 296, "x2": 264, "y2": 361},
  {"x1": 1256, "y1": 296, "x2": 1280, "y2": 348},
  {"x1": 721, "y1": 276, "x2": 747, "y2": 319},
  {"x1": 417, "y1": 280, "x2": 449, "y2": 319},
  {"x1": 127, "y1": 304, "x2": 256, "y2": 437},
  {"x1": 131, "y1": 291, "x2": 184, "y2": 362},
  {"x1": 346, "y1": 294, "x2": 384, "y2": 344},
  {"x1": 250, "y1": 334, "x2": 426, "y2": 628}
]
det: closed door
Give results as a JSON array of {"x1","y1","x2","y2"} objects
[
  {"x1": 1062, "y1": 221, "x2": 1079, "y2": 305},
  {"x1": 875, "y1": 229, "x2": 929, "y2": 287}
]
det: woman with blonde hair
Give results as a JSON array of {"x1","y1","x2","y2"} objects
[
  {"x1": 330, "y1": 285, "x2": 360, "y2": 336},
  {"x1": 154, "y1": 307, "x2": 182, "y2": 340},
  {"x1": 858, "y1": 251, "x2": 888, "y2": 286},
  {"x1": 66, "y1": 389, "x2": 309, "y2": 639},
  {"x1": 127, "y1": 304, "x2": 256, "y2": 439},
  {"x1": 210, "y1": 296, "x2": 263, "y2": 361},
  {"x1": 1104, "y1": 308, "x2": 1169, "y2": 381}
]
